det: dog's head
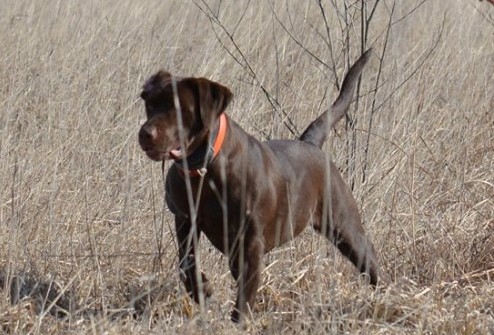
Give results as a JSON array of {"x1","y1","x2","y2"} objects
[{"x1": 138, "y1": 71, "x2": 233, "y2": 161}]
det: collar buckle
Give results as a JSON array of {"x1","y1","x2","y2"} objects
[{"x1": 174, "y1": 113, "x2": 227, "y2": 177}]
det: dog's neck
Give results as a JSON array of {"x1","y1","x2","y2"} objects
[{"x1": 173, "y1": 113, "x2": 228, "y2": 177}]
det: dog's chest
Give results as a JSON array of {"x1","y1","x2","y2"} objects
[{"x1": 166, "y1": 175, "x2": 245, "y2": 250}]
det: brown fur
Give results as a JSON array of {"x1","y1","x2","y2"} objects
[
  {"x1": 138, "y1": 50, "x2": 381, "y2": 322},
  {"x1": 480, "y1": 0, "x2": 494, "y2": 5}
]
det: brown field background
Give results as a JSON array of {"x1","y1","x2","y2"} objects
[{"x1": 0, "y1": 0, "x2": 493, "y2": 333}]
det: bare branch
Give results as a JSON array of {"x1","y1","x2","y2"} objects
[{"x1": 193, "y1": 0, "x2": 300, "y2": 137}]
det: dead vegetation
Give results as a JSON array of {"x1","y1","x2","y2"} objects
[{"x1": 0, "y1": 0, "x2": 493, "y2": 333}]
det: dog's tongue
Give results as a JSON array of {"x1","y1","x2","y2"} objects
[{"x1": 170, "y1": 148, "x2": 183, "y2": 160}]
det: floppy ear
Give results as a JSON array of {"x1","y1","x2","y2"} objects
[{"x1": 195, "y1": 78, "x2": 233, "y2": 129}]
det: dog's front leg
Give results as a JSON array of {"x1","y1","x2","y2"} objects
[
  {"x1": 175, "y1": 216, "x2": 213, "y2": 304},
  {"x1": 230, "y1": 223, "x2": 264, "y2": 323}
]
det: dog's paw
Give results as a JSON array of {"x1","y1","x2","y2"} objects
[
  {"x1": 184, "y1": 272, "x2": 213, "y2": 304},
  {"x1": 199, "y1": 273, "x2": 213, "y2": 300},
  {"x1": 231, "y1": 308, "x2": 241, "y2": 323}
]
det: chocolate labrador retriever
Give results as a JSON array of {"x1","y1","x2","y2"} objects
[{"x1": 138, "y1": 50, "x2": 380, "y2": 322}]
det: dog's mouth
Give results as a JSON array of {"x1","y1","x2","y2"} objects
[
  {"x1": 142, "y1": 143, "x2": 185, "y2": 162},
  {"x1": 169, "y1": 147, "x2": 183, "y2": 160},
  {"x1": 142, "y1": 148, "x2": 166, "y2": 161}
]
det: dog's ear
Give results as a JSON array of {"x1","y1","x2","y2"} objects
[
  {"x1": 141, "y1": 70, "x2": 172, "y2": 101},
  {"x1": 195, "y1": 78, "x2": 233, "y2": 129}
]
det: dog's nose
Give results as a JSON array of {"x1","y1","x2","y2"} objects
[{"x1": 139, "y1": 124, "x2": 158, "y2": 147}]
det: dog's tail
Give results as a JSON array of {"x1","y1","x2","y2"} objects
[{"x1": 299, "y1": 49, "x2": 372, "y2": 148}]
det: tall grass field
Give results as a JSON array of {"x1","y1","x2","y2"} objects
[{"x1": 0, "y1": 0, "x2": 493, "y2": 333}]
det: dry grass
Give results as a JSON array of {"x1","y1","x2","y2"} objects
[{"x1": 1, "y1": 0, "x2": 493, "y2": 333}]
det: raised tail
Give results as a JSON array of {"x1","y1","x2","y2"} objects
[{"x1": 299, "y1": 49, "x2": 372, "y2": 148}]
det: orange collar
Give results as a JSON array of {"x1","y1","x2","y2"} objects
[
  {"x1": 175, "y1": 113, "x2": 228, "y2": 177},
  {"x1": 212, "y1": 113, "x2": 227, "y2": 160}
]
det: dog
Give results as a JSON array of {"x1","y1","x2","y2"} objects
[{"x1": 138, "y1": 50, "x2": 381, "y2": 322}]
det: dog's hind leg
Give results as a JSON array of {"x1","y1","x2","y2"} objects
[{"x1": 313, "y1": 165, "x2": 380, "y2": 285}]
